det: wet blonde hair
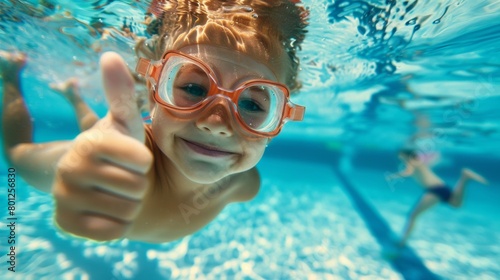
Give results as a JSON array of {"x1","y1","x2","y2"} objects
[{"x1": 137, "y1": 0, "x2": 308, "y2": 91}]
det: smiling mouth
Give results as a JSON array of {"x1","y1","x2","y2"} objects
[{"x1": 180, "y1": 138, "x2": 236, "y2": 157}]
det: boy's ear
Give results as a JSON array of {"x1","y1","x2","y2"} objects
[
  {"x1": 149, "y1": 104, "x2": 156, "y2": 117},
  {"x1": 149, "y1": 88, "x2": 155, "y2": 109}
]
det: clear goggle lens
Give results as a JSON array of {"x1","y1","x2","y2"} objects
[{"x1": 157, "y1": 56, "x2": 286, "y2": 133}]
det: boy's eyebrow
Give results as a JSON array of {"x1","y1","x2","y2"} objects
[
  {"x1": 174, "y1": 60, "x2": 270, "y2": 88},
  {"x1": 216, "y1": 69, "x2": 271, "y2": 89},
  {"x1": 232, "y1": 74, "x2": 271, "y2": 87},
  {"x1": 177, "y1": 64, "x2": 207, "y2": 77},
  {"x1": 205, "y1": 61, "x2": 276, "y2": 88}
]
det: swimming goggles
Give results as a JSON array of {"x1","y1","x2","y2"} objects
[{"x1": 136, "y1": 50, "x2": 305, "y2": 137}]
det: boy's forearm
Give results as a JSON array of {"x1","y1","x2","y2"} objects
[{"x1": 7, "y1": 141, "x2": 72, "y2": 193}]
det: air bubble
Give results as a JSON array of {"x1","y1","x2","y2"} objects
[{"x1": 405, "y1": 17, "x2": 417, "y2": 26}]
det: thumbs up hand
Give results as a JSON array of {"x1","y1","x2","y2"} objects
[{"x1": 53, "y1": 52, "x2": 153, "y2": 241}]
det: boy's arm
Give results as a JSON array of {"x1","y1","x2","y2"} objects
[
  {"x1": 6, "y1": 141, "x2": 72, "y2": 193},
  {"x1": 52, "y1": 52, "x2": 153, "y2": 241}
]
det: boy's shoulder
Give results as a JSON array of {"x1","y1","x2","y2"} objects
[{"x1": 227, "y1": 167, "x2": 261, "y2": 203}]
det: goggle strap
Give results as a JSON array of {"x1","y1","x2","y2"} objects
[
  {"x1": 288, "y1": 105, "x2": 305, "y2": 121},
  {"x1": 136, "y1": 57, "x2": 163, "y2": 87},
  {"x1": 136, "y1": 57, "x2": 151, "y2": 76}
]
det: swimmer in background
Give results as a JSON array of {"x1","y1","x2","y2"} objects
[
  {"x1": 1, "y1": 0, "x2": 308, "y2": 243},
  {"x1": 388, "y1": 148, "x2": 489, "y2": 246}
]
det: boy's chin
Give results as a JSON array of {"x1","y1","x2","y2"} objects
[
  {"x1": 182, "y1": 167, "x2": 230, "y2": 185},
  {"x1": 179, "y1": 158, "x2": 257, "y2": 184}
]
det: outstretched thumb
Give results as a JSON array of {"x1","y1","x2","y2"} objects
[{"x1": 101, "y1": 52, "x2": 144, "y2": 142}]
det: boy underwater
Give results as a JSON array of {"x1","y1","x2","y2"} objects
[{"x1": 1, "y1": 0, "x2": 308, "y2": 242}]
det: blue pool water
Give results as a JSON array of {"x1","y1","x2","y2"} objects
[{"x1": 1, "y1": 0, "x2": 500, "y2": 279}]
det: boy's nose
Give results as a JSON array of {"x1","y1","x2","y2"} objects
[{"x1": 195, "y1": 99, "x2": 234, "y2": 137}]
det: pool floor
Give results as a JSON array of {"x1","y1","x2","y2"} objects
[{"x1": 0, "y1": 155, "x2": 499, "y2": 279}]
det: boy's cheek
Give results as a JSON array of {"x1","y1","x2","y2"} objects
[{"x1": 243, "y1": 139, "x2": 267, "y2": 163}]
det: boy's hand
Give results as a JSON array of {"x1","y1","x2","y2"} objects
[{"x1": 53, "y1": 52, "x2": 153, "y2": 241}]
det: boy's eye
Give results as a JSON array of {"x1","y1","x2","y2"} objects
[
  {"x1": 238, "y1": 99, "x2": 265, "y2": 112},
  {"x1": 179, "y1": 83, "x2": 207, "y2": 97},
  {"x1": 169, "y1": 62, "x2": 211, "y2": 106},
  {"x1": 172, "y1": 83, "x2": 208, "y2": 106}
]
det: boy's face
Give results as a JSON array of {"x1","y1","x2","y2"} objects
[{"x1": 151, "y1": 44, "x2": 285, "y2": 183}]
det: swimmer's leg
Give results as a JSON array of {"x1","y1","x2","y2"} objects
[
  {"x1": 1, "y1": 51, "x2": 32, "y2": 148},
  {"x1": 1, "y1": 51, "x2": 72, "y2": 193},
  {"x1": 399, "y1": 193, "x2": 440, "y2": 246},
  {"x1": 448, "y1": 168, "x2": 489, "y2": 208},
  {"x1": 50, "y1": 78, "x2": 98, "y2": 131}
]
